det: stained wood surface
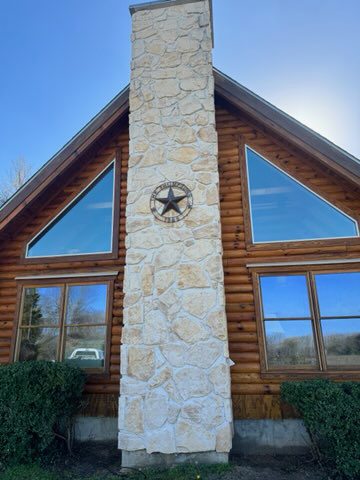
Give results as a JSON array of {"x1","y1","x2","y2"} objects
[
  {"x1": 216, "y1": 97, "x2": 360, "y2": 418},
  {"x1": 1, "y1": 99, "x2": 360, "y2": 419},
  {"x1": 0, "y1": 118, "x2": 128, "y2": 402}
]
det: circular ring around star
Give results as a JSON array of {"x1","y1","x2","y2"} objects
[{"x1": 150, "y1": 181, "x2": 193, "y2": 223}]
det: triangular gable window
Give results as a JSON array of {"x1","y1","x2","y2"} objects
[
  {"x1": 26, "y1": 162, "x2": 115, "y2": 257},
  {"x1": 245, "y1": 146, "x2": 359, "y2": 243}
]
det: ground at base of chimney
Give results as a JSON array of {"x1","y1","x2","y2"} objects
[
  {"x1": 121, "y1": 449, "x2": 228, "y2": 468},
  {"x1": 11, "y1": 442, "x2": 325, "y2": 479}
]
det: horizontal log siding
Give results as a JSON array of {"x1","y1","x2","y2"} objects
[
  {"x1": 216, "y1": 97, "x2": 360, "y2": 419},
  {"x1": 0, "y1": 119, "x2": 129, "y2": 414},
  {"x1": 1, "y1": 99, "x2": 360, "y2": 420}
]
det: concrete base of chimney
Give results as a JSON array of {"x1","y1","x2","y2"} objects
[{"x1": 121, "y1": 450, "x2": 228, "y2": 468}]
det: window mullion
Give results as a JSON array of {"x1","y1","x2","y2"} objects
[
  {"x1": 308, "y1": 272, "x2": 326, "y2": 371},
  {"x1": 14, "y1": 288, "x2": 26, "y2": 361},
  {"x1": 256, "y1": 273, "x2": 269, "y2": 371},
  {"x1": 57, "y1": 284, "x2": 68, "y2": 362}
]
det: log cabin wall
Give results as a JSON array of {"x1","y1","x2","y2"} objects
[
  {"x1": 216, "y1": 96, "x2": 360, "y2": 420},
  {"x1": 0, "y1": 117, "x2": 129, "y2": 417},
  {"x1": 1, "y1": 98, "x2": 360, "y2": 420}
]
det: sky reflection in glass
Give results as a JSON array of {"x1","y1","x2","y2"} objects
[
  {"x1": 65, "y1": 284, "x2": 108, "y2": 325},
  {"x1": 27, "y1": 164, "x2": 114, "y2": 257},
  {"x1": 22, "y1": 286, "x2": 62, "y2": 326},
  {"x1": 260, "y1": 275, "x2": 310, "y2": 319},
  {"x1": 246, "y1": 147, "x2": 358, "y2": 242},
  {"x1": 315, "y1": 272, "x2": 360, "y2": 317}
]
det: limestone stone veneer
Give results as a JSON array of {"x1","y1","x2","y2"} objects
[{"x1": 119, "y1": 0, "x2": 233, "y2": 458}]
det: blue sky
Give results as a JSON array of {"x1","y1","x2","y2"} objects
[{"x1": 1, "y1": 0, "x2": 359, "y2": 184}]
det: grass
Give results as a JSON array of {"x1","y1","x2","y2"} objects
[
  {"x1": 0, "y1": 465, "x2": 58, "y2": 480},
  {"x1": 0, "y1": 463, "x2": 233, "y2": 480}
]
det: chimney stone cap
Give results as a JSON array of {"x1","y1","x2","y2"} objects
[{"x1": 129, "y1": 0, "x2": 214, "y2": 47}]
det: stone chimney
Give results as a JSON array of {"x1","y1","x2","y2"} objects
[{"x1": 119, "y1": 0, "x2": 233, "y2": 467}]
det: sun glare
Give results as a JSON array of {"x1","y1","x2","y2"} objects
[{"x1": 278, "y1": 84, "x2": 351, "y2": 151}]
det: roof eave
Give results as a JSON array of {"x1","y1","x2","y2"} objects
[
  {"x1": 1, "y1": 68, "x2": 360, "y2": 234},
  {"x1": 0, "y1": 86, "x2": 129, "y2": 230}
]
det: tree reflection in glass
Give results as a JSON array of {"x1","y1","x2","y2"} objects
[
  {"x1": 18, "y1": 328, "x2": 58, "y2": 361},
  {"x1": 260, "y1": 275, "x2": 317, "y2": 368},
  {"x1": 316, "y1": 273, "x2": 360, "y2": 367},
  {"x1": 64, "y1": 284, "x2": 107, "y2": 369},
  {"x1": 18, "y1": 286, "x2": 62, "y2": 362},
  {"x1": 265, "y1": 320, "x2": 317, "y2": 366},
  {"x1": 17, "y1": 283, "x2": 108, "y2": 371}
]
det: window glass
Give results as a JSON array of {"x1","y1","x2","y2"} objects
[
  {"x1": 321, "y1": 319, "x2": 360, "y2": 367},
  {"x1": 260, "y1": 275, "x2": 310, "y2": 318},
  {"x1": 260, "y1": 274, "x2": 316, "y2": 369},
  {"x1": 17, "y1": 282, "x2": 108, "y2": 371},
  {"x1": 65, "y1": 284, "x2": 108, "y2": 325},
  {"x1": 259, "y1": 271, "x2": 360, "y2": 371},
  {"x1": 21, "y1": 287, "x2": 62, "y2": 326},
  {"x1": 315, "y1": 272, "x2": 360, "y2": 368},
  {"x1": 315, "y1": 272, "x2": 360, "y2": 317},
  {"x1": 18, "y1": 327, "x2": 58, "y2": 362},
  {"x1": 27, "y1": 164, "x2": 114, "y2": 257},
  {"x1": 265, "y1": 320, "x2": 317, "y2": 367},
  {"x1": 65, "y1": 326, "x2": 106, "y2": 369},
  {"x1": 246, "y1": 147, "x2": 358, "y2": 242}
]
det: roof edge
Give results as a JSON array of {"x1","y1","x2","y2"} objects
[
  {"x1": 1, "y1": 67, "x2": 360, "y2": 233},
  {"x1": 0, "y1": 85, "x2": 129, "y2": 227}
]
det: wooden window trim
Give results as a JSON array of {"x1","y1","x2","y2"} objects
[
  {"x1": 252, "y1": 266, "x2": 360, "y2": 379},
  {"x1": 21, "y1": 149, "x2": 122, "y2": 264},
  {"x1": 12, "y1": 275, "x2": 115, "y2": 380},
  {"x1": 239, "y1": 135, "x2": 360, "y2": 252}
]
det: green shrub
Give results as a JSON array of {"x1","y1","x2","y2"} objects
[
  {"x1": 0, "y1": 361, "x2": 85, "y2": 465},
  {"x1": 281, "y1": 379, "x2": 360, "y2": 479},
  {"x1": 0, "y1": 464, "x2": 58, "y2": 480}
]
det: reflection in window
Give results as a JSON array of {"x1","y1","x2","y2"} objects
[
  {"x1": 65, "y1": 284, "x2": 108, "y2": 325},
  {"x1": 18, "y1": 286, "x2": 62, "y2": 361},
  {"x1": 64, "y1": 284, "x2": 108, "y2": 369},
  {"x1": 265, "y1": 320, "x2": 317, "y2": 366},
  {"x1": 21, "y1": 287, "x2": 62, "y2": 327},
  {"x1": 65, "y1": 326, "x2": 106, "y2": 370},
  {"x1": 26, "y1": 163, "x2": 115, "y2": 257},
  {"x1": 260, "y1": 275, "x2": 310, "y2": 319},
  {"x1": 322, "y1": 319, "x2": 360, "y2": 367},
  {"x1": 259, "y1": 275, "x2": 316, "y2": 368},
  {"x1": 258, "y1": 272, "x2": 360, "y2": 371},
  {"x1": 246, "y1": 147, "x2": 358, "y2": 243},
  {"x1": 17, "y1": 283, "x2": 109, "y2": 371},
  {"x1": 315, "y1": 273, "x2": 360, "y2": 367},
  {"x1": 18, "y1": 327, "x2": 59, "y2": 362}
]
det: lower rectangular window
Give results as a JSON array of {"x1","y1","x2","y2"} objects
[
  {"x1": 256, "y1": 271, "x2": 360, "y2": 372},
  {"x1": 16, "y1": 281, "x2": 110, "y2": 372}
]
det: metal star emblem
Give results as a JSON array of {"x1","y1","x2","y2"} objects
[
  {"x1": 150, "y1": 181, "x2": 193, "y2": 223},
  {"x1": 156, "y1": 186, "x2": 187, "y2": 215}
]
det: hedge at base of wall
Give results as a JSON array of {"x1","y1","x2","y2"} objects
[
  {"x1": 0, "y1": 361, "x2": 86, "y2": 465},
  {"x1": 281, "y1": 379, "x2": 360, "y2": 479}
]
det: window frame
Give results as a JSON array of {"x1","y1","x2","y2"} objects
[
  {"x1": 239, "y1": 138, "x2": 360, "y2": 250},
  {"x1": 12, "y1": 276, "x2": 114, "y2": 377},
  {"x1": 23, "y1": 151, "x2": 121, "y2": 263},
  {"x1": 252, "y1": 267, "x2": 360, "y2": 379}
]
